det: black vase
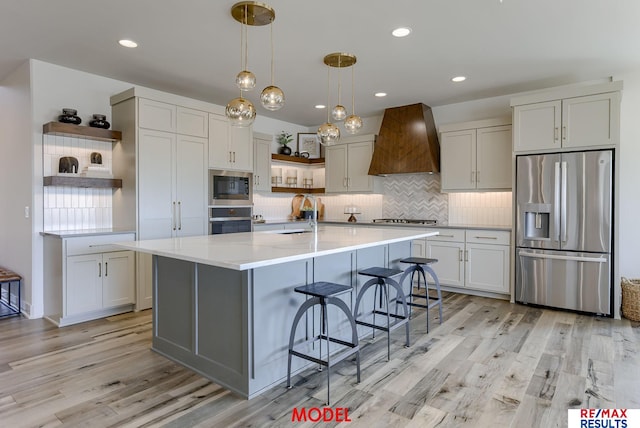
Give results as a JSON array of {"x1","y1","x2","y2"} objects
[
  {"x1": 89, "y1": 114, "x2": 110, "y2": 129},
  {"x1": 278, "y1": 145, "x2": 292, "y2": 155},
  {"x1": 58, "y1": 108, "x2": 81, "y2": 125}
]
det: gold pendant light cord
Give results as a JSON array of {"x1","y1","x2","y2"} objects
[
  {"x1": 270, "y1": 21, "x2": 275, "y2": 85},
  {"x1": 326, "y1": 65, "x2": 331, "y2": 122},
  {"x1": 337, "y1": 56, "x2": 342, "y2": 105},
  {"x1": 244, "y1": 4, "x2": 249, "y2": 72},
  {"x1": 351, "y1": 64, "x2": 356, "y2": 114}
]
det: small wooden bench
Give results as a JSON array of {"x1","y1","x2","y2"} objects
[{"x1": 0, "y1": 267, "x2": 21, "y2": 318}]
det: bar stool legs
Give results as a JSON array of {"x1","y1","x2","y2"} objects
[
  {"x1": 354, "y1": 268, "x2": 410, "y2": 361},
  {"x1": 286, "y1": 282, "x2": 360, "y2": 406},
  {"x1": 398, "y1": 258, "x2": 443, "y2": 332}
]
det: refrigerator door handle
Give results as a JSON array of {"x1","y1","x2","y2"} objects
[
  {"x1": 554, "y1": 161, "x2": 561, "y2": 242},
  {"x1": 561, "y1": 161, "x2": 567, "y2": 243},
  {"x1": 518, "y1": 250, "x2": 607, "y2": 263}
]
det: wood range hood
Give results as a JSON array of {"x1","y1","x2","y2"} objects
[{"x1": 368, "y1": 103, "x2": 440, "y2": 175}]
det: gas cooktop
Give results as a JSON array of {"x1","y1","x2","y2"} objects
[{"x1": 372, "y1": 218, "x2": 437, "y2": 225}]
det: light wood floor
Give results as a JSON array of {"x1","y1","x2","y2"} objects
[{"x1": 1, "y1": 293, "x2": 638, "y2": 428}]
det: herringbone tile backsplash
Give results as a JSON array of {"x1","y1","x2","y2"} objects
[{"x1": 382, "y1": 174, "x2": 448, "y2": 224}]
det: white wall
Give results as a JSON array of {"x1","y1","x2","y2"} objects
[{"x1": 0, "y1": 62, "x2": 33, "y2": 312}]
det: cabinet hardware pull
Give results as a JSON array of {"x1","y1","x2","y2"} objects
[
  {"x1": 172, "y1": 201, "x2": 176, "y2": 231},
  {"x1": 465, "y1": 250, "x2": 469, "y2": 262},
  {"x1": 459, "y1": 249, "x2": 463, "y2": 262},
  {"x1": 440, "y1": 234, "x2": 455, "y2": 238},
  {"x1": 474, "y1": 236, "x2": 497, "y2": 239},
  {"x1": 178, "y1": 201, "x2": 182, "y2": 230},
  {"x1": 229, "y1": 151, "x2": 232, "y2": 163},
  {"x1": 233, "y1": 151, "x2": 236, "y2": 163},
  {"x1": 554, "y1": 127, "x2": 559, "y2": 141},
  {"x1": 105, "y1": 262, "x2": 108, "y2": 277},
  {"x1": 476, "y1": 171, "x2": 480, "y2": 183},
  {"x1": 562, "y1": 126, "x2": 567, "y2": 141},
  {"x1": 98, "y1": 262, "x2": 102, "y2": 277}
]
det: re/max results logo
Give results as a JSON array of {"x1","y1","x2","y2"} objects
[{"x1": 568, "y1": 409, "x2": 640, "y2": 428}]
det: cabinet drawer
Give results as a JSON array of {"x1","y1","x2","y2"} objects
[
  {"x1": 427, "y1": 228, "x2": 465, "y2": 242},
  {"x1": 65, "y1": 233, "x2": 135, "y2": 256},
  {"x1": 465, "y1": 230, "x2": 510, "y2": 245}
]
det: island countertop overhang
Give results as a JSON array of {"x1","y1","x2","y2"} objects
[{"x1": 115, "y1": 225, "x2": 439, "y2": 270}]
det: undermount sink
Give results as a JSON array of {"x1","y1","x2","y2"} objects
[{"x1": 268, "y1": 229, "x2": 312, "y2": 235}]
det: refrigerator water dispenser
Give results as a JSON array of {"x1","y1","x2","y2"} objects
[{"x1": 524, "y1": 211, "x2": 549, "y2": 239}]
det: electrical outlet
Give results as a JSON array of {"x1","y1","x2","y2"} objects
[{"x1": 24, "y1": 206, "x2": 29, "y2": 218}]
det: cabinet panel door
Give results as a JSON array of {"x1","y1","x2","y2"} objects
[
  {"x1": 465, "y1": 243, "x2": 509, "y2": 293},
  {"x1": 177, "y1": 107, "x2": 208, "y2": 138},
  {"x1": 176, "y1": 135, "x2": 207, "y2": 237},
  {"x1": 138, "y1": 98, "x2": 176, "y2": 132},
  {"x1": 253, "y1": 137, "x2": 272, "y2": 192},
  {"x1": 138, "y1": 129, "x2": 175, "y2": 240},
  {"x1": 412, "y1": 239, "x2": 426, "y2": 258},
  {"x1": 325, "y1": 144, "x2": 348, "y2": 193},
  {"x1": 476, "y1": 125, "x2": 512, "y2": 190},
  {"x1": 208, "y1": 114, "x2": 230, "y2": 169},
  {"x1": 102, "y1": 251, "x2": 135, "y2": 307},
  {"x1": 66, "y1": 254, "x2": 102, "y2": 316},
  {"x1": 426, "y1": 241, "x2": 464, "y2": 287},
  {"x1": 440, "y1": 129, "x2": 476, "y2": 191},
  {"x1": 347, "y1": 141, "x2": 374, "y2": 192},
  {"x1": 229, "y1": 126, "x2": 253, "y2": 172},
  {"x1": 513, "y1": 101, "x2": 561, "y2": 152},
  {"x1": 562, "y1": 93, "x2": 620, "y2": 148}
]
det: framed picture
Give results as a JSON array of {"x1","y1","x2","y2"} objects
[{"x1": 297, "y1": 133, "x2": 321, "y2": 159}]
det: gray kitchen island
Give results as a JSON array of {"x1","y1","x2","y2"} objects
[{"x1": 117, "y1": 225, "x2": 438, "y2": 398}]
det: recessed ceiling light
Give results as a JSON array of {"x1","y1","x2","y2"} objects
[
  {"x1": 118, "y1": 39, "x2": 138, "y2": 48},
  {"x1": 315, "y1": 104, "x2": 326, "y2": 109},
  {"x1": 451, "y1": 76, "x2": 466, "y2": 82},
  {"x1": 374, "y1": 92, "x2": 387, "y2": 98},
  {"x1": 392, "y1": 27, "x2": 412, "y2": 38}
]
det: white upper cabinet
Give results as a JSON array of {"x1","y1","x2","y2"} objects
[
  {"x1": 440, "y1": 118, "x2": 512, "y2": 192},
  {"x1": 177, "y1": 107, "x2": 209, "y2": 138},
  {"x1": 139, "y1": 98, "x2": 177, "y2": 133},
  {"x1": 511, "y1": 82, "x2": 621, "y2": 153},
  {"x1": 208, "y1": 114, "x2": 253, "y2": 172},
  {"x1": 325, "y1": 134, "x2": 380, "y2": 193}
]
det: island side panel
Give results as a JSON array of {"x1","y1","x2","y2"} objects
[
  {"x1": 153, "y1": 255, "x2": 251, "y2": 397},
  {"x1": 249, "y1": 259, "x2": 310, "y2": 397}
]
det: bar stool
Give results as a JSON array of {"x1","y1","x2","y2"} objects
[
  {"x1": 286, "y1": 281, "x2": 360, "y2": 405},
  {"x1": 398, "y1": 257, "x2": 443, "y2": 332},
  {"x1": 353, "y1": 267, "x2": 410, "y2": 361}
]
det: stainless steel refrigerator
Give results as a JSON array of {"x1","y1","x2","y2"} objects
[{"x1": 515, "y1": 149, "x2": 613, "y2": 315}]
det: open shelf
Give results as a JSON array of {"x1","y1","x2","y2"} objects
[
  {"x1": 44, "y1": 176, "x2": 123, "y2": 189},
  {"x1": 271, "y1": 154, "x2": 324, "y2": 164},
  {"x1": 43, "y1": 122, "x2": 122, "y2": 142},
  {"x1": 271, "y1": 187, "x2": 325, "y2": 194}
]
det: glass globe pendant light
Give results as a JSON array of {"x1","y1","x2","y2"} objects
[
  {"x1": 226, "y1": 90, "x2": 256, "y2": 127},
  {"x1": 260, "y1": 19, "x2": 285, "y2": 111},
  {"x1": 226, "y1": 2, "x2": 276, "y2": 126},
  {"x1": 318, "y1": 64, "x2": 340, "y2": 146},
  {"x1": 344, "y1": 63, "x2": 363, "y2": 134}
]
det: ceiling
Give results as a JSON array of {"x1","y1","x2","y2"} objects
[{"x1": 2, "y1": 0, "x2": 639, "y2": 126}]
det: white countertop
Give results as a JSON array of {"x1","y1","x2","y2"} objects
[
  {"x1": 115, "y1": 225, "x2": 438, "y2": 271},
  {"x1": 41, "y1": 228, "x2": 136, "y2": 238}
]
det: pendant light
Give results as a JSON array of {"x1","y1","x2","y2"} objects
[
  {"x1": 344, "y1": 62, "x2": 363, "y2": 134},
  {"x1": 317, "y1": 64, "x2": 340, "y2": 146},
  {"x1": 260, "y1": 18, "x2": 285, "y2": 111},
  {"x1": 226, "y1": 2, "x2": 276, "y2": 127}
]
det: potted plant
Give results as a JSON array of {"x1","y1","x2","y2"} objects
[{"x1": 277, "y1": 131, "x2": 293, "y2": 155}]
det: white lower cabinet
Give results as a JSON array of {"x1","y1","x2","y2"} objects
[
  {"x1": 44, "y1": 233, "x2": 136, "y2": 326},
  {"x1": 414, "y1": 228, "x2": 510, "y2": 295}
]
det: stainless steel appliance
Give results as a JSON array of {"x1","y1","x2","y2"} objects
[
  {"x1": 515, "y1": 149, "x2": 613, "y2": 315},
  {"x1": 209, "y1": 170, "x2": 252, "y2": 206},
  {"x1": 209, "y1": 206, "x2": 252, "y2": 235}
]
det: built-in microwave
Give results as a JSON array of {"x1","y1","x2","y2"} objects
[{"x1": 209, "y1": 170, "x2": 253, "y2": 206}]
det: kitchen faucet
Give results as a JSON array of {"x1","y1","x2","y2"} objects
[{"x1": 305, "y1": 194, "x2": 317, "y2": 229}]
